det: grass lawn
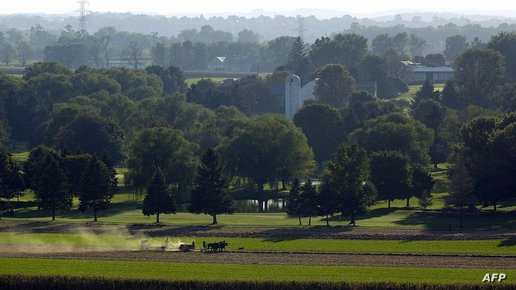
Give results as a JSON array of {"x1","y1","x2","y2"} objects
[
  {"x1": 186, "y1": 77, "x2": 227, "y2": 86},
  {"x1": 1, "y1": 258, "x2": 513, "y2": 284},
  {"x1": 397, "y1": 83, "x2": 445, "y2": 103},
  {"x1": 0, "y1": 232, "x2": 513, "y2": 255}
]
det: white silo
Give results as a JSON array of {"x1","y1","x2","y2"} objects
[{"x1": 285, "y1": 74, "x2": 301, "y2": 119}]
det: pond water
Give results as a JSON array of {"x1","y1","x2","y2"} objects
[{"x1": 233, "y1": 199, "x2": 285, "y2": 213}]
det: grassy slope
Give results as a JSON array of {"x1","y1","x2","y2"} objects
[
  {"x1": 0, "y1": 232, "x2": 513, "y2": 255},
  {"x1": 1, "y1": 258, "x2": 514, "y2": 284}
]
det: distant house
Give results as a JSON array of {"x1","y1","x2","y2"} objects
[{"x1": 404, "y1": 66, "x2": 454, "y2": 84}]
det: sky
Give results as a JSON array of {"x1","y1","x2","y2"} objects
[{"x1": 2, "y1": 0, "x2": 516, "y2": 17}]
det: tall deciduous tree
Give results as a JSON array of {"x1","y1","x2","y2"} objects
[
  {"x1": 488, "y1": 32, "x2": 516, "y2": 81},
  {"x1": 33, "y1": 155, "x2": 70, "y2": 220},
  {"x1": 461, "y1": 113, "x2": 516, "y2": 211},
  {"x1": 24, "y1": 145, "x2": 62, "y2": 191},
  {"x1": 293, "y1": 103, "x2": 345, "y2": 166},
  {"x1": 224, "y1": 114, "x2": 314, "y2": 198},
  {"x1": 314, "y1": 64, "x2": 355, "y2": 108},
  {"x1": 78, "y1": 157, "x2": 115, "y2": 222},
  {"x1": 143, "y1": 167, "x2": 176, "y2": 223},
  {"x1": 349, "y1": 113, "x2": 434, "y2": 166},
  {"x1": 454, "y1": 48, "x2": 505, "y2": 108},
  {"x1": 325, "y1": 144, "x2": 376, "y2": 226},
  {"x1": 189, "y1": 149, "x2": 233, "y2": 224},
  {"x1": 444, "y1": 35, "x2": 468, "y2": 61},
  {"x1": 370, "y1": 151, "x2": 412, "y2": 208},
  {"x1": 128, "y1": 127, "x2": 197, "y2": 194}
]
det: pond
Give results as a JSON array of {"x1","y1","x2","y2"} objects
[{"x1": 233, "y1": 199, "x2": 285, "y2": 213}]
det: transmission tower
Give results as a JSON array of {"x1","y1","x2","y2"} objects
[
  {"x1": 294, "y1": 16, "x2": 307, "y2": 39},
  {"x1": 77, "y1": 0, "x2": 89, "y2": 33}
]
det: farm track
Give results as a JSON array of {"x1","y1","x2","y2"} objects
[
  {"x1": 1, "y1": 220, "x2": 515, "y2": 240},
  {"x1": 0, "y1": 249, "x2": 514, "y2": 269}
]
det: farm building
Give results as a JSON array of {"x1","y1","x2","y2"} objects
[{"x1": 404, "y1": 66, "x2": 455, "y2": 84}]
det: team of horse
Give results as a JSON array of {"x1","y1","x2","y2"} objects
[{"x1": 203, "y1": 240, "x2": 228, "y2": 252}]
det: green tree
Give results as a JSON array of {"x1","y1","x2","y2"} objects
[
  {"x1": 444, "y1": 35, "x2": 468, "y2": 61},
  {"x1": 145, "y1": 65, "x2": 186, "y2": 95},
  {"x1": 52, "y1": 114, "x2": 125, "y2": 164},
  {"x1": 454, "y1": 48, "x2": 505, "y2": 108},
  {"x1": 410, "y1": 165, "x2": 434, "y2": 208},
  {"x1": 24, "y1": 146, "x2": 62, "y2": 191},
  {"x1": 349, "y1": 113, "x2": 434, "y2": 166},
  {"x1": 447, "y1": 157, "x2": 476, "y2": 229},
  {"x1": 300, "y1": 179, "x2": 318, "y2": 226},
  {"x1": 461, "y1": 114, "x2": 516, "y2": 211},
  {"x1": 317, "y1": 175, "x2": 338, "y2": 226},
  {"x1": 128, "y1": 127, "x2": 197, "y2": 195},
  {"x1": 189, "y1": 149, "x2": 233, "y2": 224},
  {"x1": 286, "y1": 37, "x2": 307, "y2": 71},
  {"x1": 488, "y1": 32, "x2": 516, "y2": 81},
  {"x1": 33, "y1": 155, "x2": 70, "y2": 220},
  {"x1": 325, "y1": 144, "x2": 376, "y2": 226},
  {"x1": 62, "y1": 154, "x2": 93, "y2": 196},
  {"x1": 412, "y1": 99, "x2": 446, "y2": 130},
  {"x1": 0, "y1": 147, "x2": 25, "y2": 213},
  {"x1": 314, "y1": 64, "x2": 355, "y2": 108},
  {"x1": 441, "y1": 80, "x2": 463, "y2": 110},
  {"x1": 143, "y1": 167, "x2": 176, "y2": 223},
  {"x1": 78, "y1": 157, "x2": 115, "y2": 222},
  {"x1": 370, "y1": 151, "x2": 412, "y2": 208},
  {"x1": 414, "y1": 80, "x2": 440, "y2": 103},
  {"x1": 224, "y1": 114, "x2": 314, "y2": 198},
  {"x1": 293, "y1": 103, "x2": 345, "y2": 166},
  {"x1": 285, "y1": 179, "x2": 303, "y2": 226}
]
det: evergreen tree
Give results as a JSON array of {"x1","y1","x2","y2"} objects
[
  {"x1": 142, "y1": 167, "x2": 176, "y2": 223},
  {"x1": 317, "y1": 175, "x2": 338, "y2": 226},
  {"x1": 414, "y1": 80, "x2": 440, "y2": 104},
  {"x1": 285, "y1": 179, "x2": 303, "y2": 226},
  {"x1": 78, "y1": 157, "x2": 115, "y2": 222},
  {"x1": 300, "y1": 179, "x2": 318, "y2": 226},
  {"x1": 441, "y1": 80, "x2": 462, "y2": 109},
  {"x1": 286, "y1": 37, "x2": 306, "y2": 71},
  {"x1": 447, "y1": 157, "x2": 476, "y2": 229},
  {"x1": 189, "y1": 149, "x2": 233, "y2": 224},
  {"x1": 33, "y1": 155, "x2": 70, "y2": 220}
]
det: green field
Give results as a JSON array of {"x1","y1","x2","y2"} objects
[
  {"x1": 0, "y1": 232, "x2": 513, "y2": 255},
  {"x1": 1, "y1": 258, "x2": 513, "y2": 284},
  {"x1": 397, "y1": 83, "x2": 445, "y2": 103},
  {"x1": 186, "y1": 77, "x2": 227, "y2": 86}
]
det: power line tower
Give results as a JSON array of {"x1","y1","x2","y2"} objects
[
  {"x1": 77, "y1": 0, "x2": 89, "y2": 34},
  {"x1": 294, "y1": 16, "x2": 307, "y2": 39}
]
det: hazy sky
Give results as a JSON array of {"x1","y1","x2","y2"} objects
[{"x1": 2, "y1": 0, "x2": 516, "y2": 17}]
